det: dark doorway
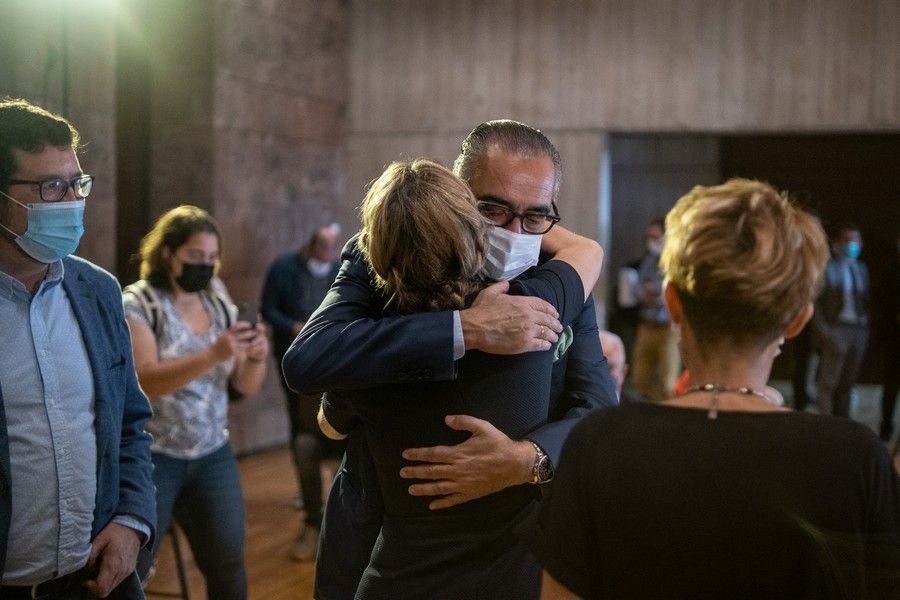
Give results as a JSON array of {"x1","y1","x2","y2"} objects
[
  {"x1": 721, "y1": 134, "x2": 900, "y2": 384},
  {"x1": 608, "y1": 133, "x2": 899, "y2": 385},
  {"x1": 115, "y1": 0, "x2": 153, "y2": 285}
]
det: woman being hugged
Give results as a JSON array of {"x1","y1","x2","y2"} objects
[
  {"x1": 320, "y1": 158, "x2": 602, "y2": 599},
  {"x1": 124, "y1": 205, "x2": 267, "y2": 600},
  {"x1": 531, "y1": 179, "x2": 900, "y2": 599}
]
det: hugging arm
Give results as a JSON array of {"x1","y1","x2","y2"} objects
[
  {"x1": 282, "y1": 236, "x2": 561, "y2": 394},
  {"x1": 318, "y1": 391, "x2": 357, "y2": 441},
  {"x1": 402, "y1": 231, "x2": 610, "y2": 508},
  {"x1": 401, "y1": 295, "x2": 615, "y2": 506},
  {"x1": 282, "y1": 238, "x2": 456, "y2": 394}
]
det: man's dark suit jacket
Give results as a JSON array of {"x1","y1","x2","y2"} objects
[
  {"x1": 282, "y1": 237, "x2": 617, "y2": 599},
  {"x1": 0, "y1": 256, "x2": 157, "y2": 597},
  {"x1": 260, "y1": 250, "x2": 340, "y2": 362}
]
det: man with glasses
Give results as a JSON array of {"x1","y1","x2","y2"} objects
[
  {"x1": 0, "y1": 98, "x2": 156, "y2": 599},
  {"x1": 283, "y1": 119, "x2": 617, "y2": 598}
]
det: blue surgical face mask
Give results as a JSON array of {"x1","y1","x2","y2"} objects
[
  {"x1": 0, "y1": 189, "x2": 85, "y2": 263},
  {"x1": 845, "y1": 240, "x2": 861, "y2": 260}
]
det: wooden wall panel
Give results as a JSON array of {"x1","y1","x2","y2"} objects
[
  {"x1": 348, "y1": 0, "x2": 899, "y2": 334},
  {"x1": 0, "y1": 0, "x2": 118, "y2": 271},
  {"x1": 350, "y1": 0, "x2": 899, "y2": 133},
  {"x1": 210, "y1": 0, "x2": 350, "y2": 453},
  {"x1": 545, "y1": 131, "x2": 607, "y2": 316}
]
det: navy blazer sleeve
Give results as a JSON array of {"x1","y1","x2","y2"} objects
[
  {"x1": 527, "y1": 294, "x2": 618, "y2": 465},
  {"x1": 282, "y1": 236, "x2": 456, "y2": 394}
]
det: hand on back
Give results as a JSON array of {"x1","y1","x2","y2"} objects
[{"x1": 462, "y1": 281, "x2": 562, "y2": 354}]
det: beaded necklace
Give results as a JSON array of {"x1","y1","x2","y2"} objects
[{"x1": 679, "y1": 383, "x2": 776, "y2": 421}]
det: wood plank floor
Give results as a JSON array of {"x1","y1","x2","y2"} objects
[{"x1": 144, "y1": 447, "x2": 316, "y2": 600}]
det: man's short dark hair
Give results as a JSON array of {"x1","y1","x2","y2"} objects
[
  {"x1": 837, "y1": 222, "x2": 861, "y2": 235},
  {"x1": 452, "y1": 119, "x2": 562, "y2": 202},
  {"x1": 0, "y1": 98, "x2": 80, "y2": 190}
]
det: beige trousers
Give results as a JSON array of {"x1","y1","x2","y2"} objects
[{"x1": 631, "y1": 323, "x2": 681, "y2": 402}]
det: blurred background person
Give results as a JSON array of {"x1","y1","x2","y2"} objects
[
  {"x1": 789, "y1": 212, "x2": 823, "y2": 412},
  {"x1": 530, "y1": 180, "x2": 899, "y2": 599},
  {"x1": 260, "y1": 223, "x2": 344, "y2": 560},
  {"x1": 790, "y1": 290, "x2": 817, "y2": 411},
  {"x1": 124, "y1": 205, "x2": 268, "y2": 600},
  {"x1": 628, "y1": 218, "x2": 680, "y2": 402},
  {"x1": 878, "y1": 228, "x2": 900, "y2": 441},
  {"x1": 812, "y1": 223, "x2": 870, "y2": 418},
  {"x1": 598, "y1": 330, "x2": 634, "y2": 403}
]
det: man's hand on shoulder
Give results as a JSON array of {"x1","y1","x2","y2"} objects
[
  {"x1": 82, "y1": 522, "x2": 142, "y2": 598},
  {"x1": 399, "y1": 415, "x2": 535, "y2": 510},
  {"x1": 460, "y1": 281, "x2": 562, "y2": 354}
]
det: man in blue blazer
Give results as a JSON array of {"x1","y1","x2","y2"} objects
[
  {"x1": 283, "y1": 119, "x2": 618, "y2": 598},
  {"x1": 812, "y1": 223, "x2": 870, "y2": 418},
  {"x1": 0, "y1": 99, "x2": 156, "y2": 599}
]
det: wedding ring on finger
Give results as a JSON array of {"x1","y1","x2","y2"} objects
[{"x1": 540, "y1": 325, "x2": 545, "y2": 338}]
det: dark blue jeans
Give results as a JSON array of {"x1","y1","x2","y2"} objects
[{"x1": 139, "y1": 443, "x2": 247, "y2": 600}]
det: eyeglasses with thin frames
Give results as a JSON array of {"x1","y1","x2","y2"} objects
[
  {"x1": 4, "y1": 174, "x2": 94, "y2": 202},
  {"x1": 477, "y1": 199, "x2": 561, "y2": 235}
]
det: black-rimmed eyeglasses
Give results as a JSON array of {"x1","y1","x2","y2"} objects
[
  {"x1": 4, "y1": 174, "x2": 94, "y2": 202},
  {"x1": 477, "y1": 200, "x2": 560, "y2": 235}
]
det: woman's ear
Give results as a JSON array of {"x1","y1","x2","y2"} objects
[
  {"x1": 784, "y1": 303, "x2": 814, "y2": 339},
  {"x1": 664, "y1": 282, "x2": 682, "y2": 325}
]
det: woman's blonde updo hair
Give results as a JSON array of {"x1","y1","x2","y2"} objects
[
  {"x1": 660, "y1": 179, "x2": 828, "y2": 347},
  {"x1": 358, "y1": 159, "x2": 487, "y2": 313}
]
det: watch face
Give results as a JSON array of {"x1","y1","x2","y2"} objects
[{"x1": 537, "y1": 455, "x2": 554, "y2": 483}]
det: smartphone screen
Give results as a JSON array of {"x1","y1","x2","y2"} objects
[{"x1": 237, "y1": 302, "x2": 258, "y2": 328}]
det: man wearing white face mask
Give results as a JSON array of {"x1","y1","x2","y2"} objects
[
  {"x1": 0, "y1": 99, "x2": 156, "y2": 598},
  {"x1": 479, "y1": 198, "x2": 558, "y2": 279},
  {"x1": 629, "y1": 218, "x2": 681, "y2": 403},
  {"x1": 284, "y1": 119, "x2": 618, "y2": 599}
]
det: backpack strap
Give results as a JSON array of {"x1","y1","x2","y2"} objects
[
  {"x1": 123, "y1": 279, "x2": 164, "y2": 336},
  {"x1": 209, "y1": 290, "x2": 233, "y2": 329},
  {"x1": 206, "y1": 277, "x2": 234, "y2": 330}
]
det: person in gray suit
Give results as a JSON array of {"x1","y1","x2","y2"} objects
[{"x1": 812, "y1": 223, "x2": 870, "y2": 417}]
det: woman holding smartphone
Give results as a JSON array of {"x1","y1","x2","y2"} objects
[{"x1": 124, "y1": 205, "x2": 267, "y2": 600}]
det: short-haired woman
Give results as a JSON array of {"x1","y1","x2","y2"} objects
[{"x1": 530, "y1": 179, "x2": 900, "y2": 599}]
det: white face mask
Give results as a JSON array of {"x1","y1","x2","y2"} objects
[
  {"x1": 307, "y1": 257, "x2": 333, "y2": 278},
  {"x1": 483, "y1": 226, "x2": 541, "y2": 281},
  {"x1": 646, "y1": 237, "x2": 665, "y2": 255}
]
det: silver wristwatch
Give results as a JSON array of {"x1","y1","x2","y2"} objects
[{"x1": 529, "y1": 441, "x2": 554, "y2": 484}]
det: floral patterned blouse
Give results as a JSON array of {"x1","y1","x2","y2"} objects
[{"x1": 124, "y1": 282, "x2": 236, "y2": 459}]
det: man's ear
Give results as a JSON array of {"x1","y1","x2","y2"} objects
[
  {"x1": 784, "y1": 303, "x2": 814, "y2": 340},
  {"x1": 664, "y1": 282, "x2": 682, "y2": 325}
]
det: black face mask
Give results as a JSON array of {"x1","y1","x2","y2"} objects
[{"x1": 176, "y1": 263, "x2": 214, "y2": 292}]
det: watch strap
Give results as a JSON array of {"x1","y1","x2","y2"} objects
[{"x1": 529, "y1": 441, "x2": 553, "y2": 484}]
